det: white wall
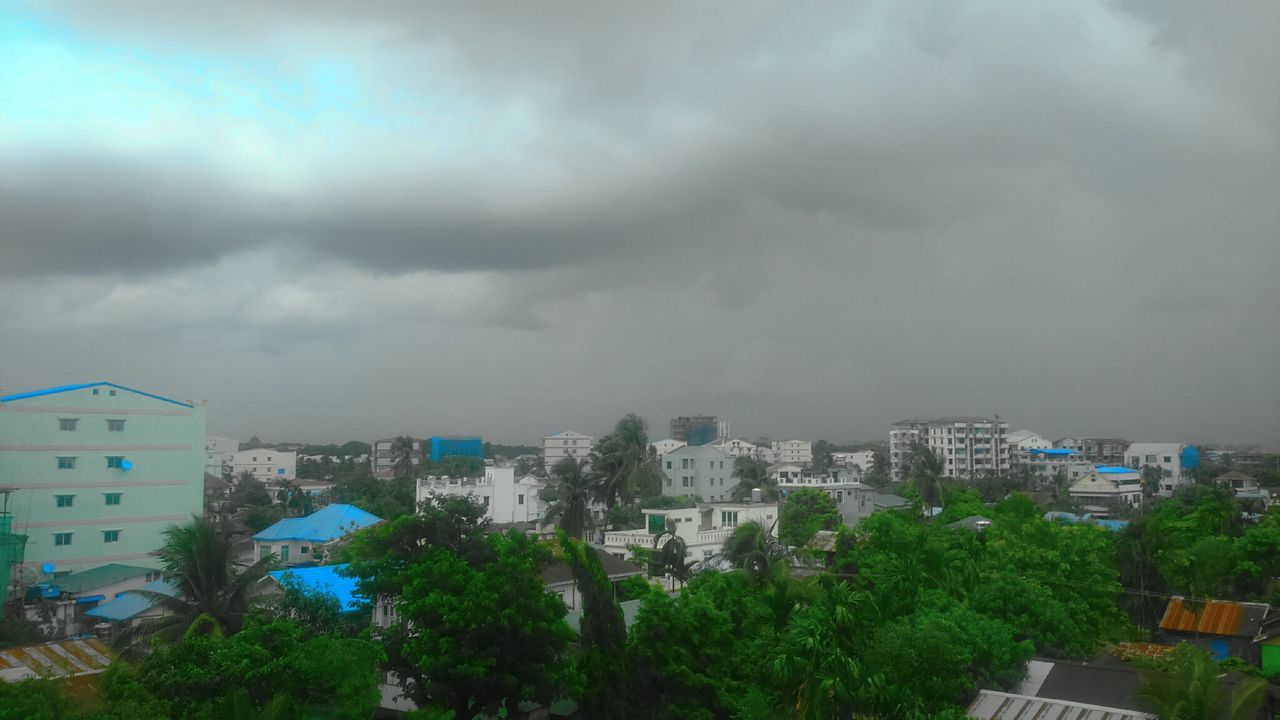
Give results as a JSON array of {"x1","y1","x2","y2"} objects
[{"x1": 231, "y1": 449, "x2": 297, "y2": 481}]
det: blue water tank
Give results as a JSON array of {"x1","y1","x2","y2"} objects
[{"x1": 1181, "y1": 446, "x2": 1200, "y2": 470}]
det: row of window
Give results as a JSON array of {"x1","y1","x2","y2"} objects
[
  {"x1": 53, "y1": 530, "x2": 121, "y2": 546},
  {"x1": 59, "y1": 418, "x2": 126, "y2": 432},
  {"x1": 54, "y1": 456, "x2": 130, "y2": 469},
  {"x1": 55, "y1": 493, "x2": 123, "y2": 508},
  {"x1": 667, "y1": 459, "x2": 728, "y2": 470}
]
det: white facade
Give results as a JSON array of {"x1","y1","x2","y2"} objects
[
  {"x1": 890, "y1": 417, "x2": 1009, "y2": 481},
  {"x1": 416, "y1": 466, "x2": 547, "y2": 526},
  {"x1": 543, "y1": 431, "x2": 593, "y2": 472},
  {"x1": 712, "y1": 438, "x2": 764, "y2": 460},
  {"x1": 650, "y1": 438, "x2": 688, "y2": 457},
  {"x1": 830, "y1": 451, "x2": 875, "y2": 473},
  {"x1": 1125, "y1": 443, "x2": 1192, "y2": 496},
  {"x1": 204, "y1": 435, "x2": 237, "y2": 477},
  {"x1": 601, "y1": 502, "x2": 779, "y2": 564},
  {"x1": 772, "y1": 440, "x2": 813, "y2": 465},
  {"x1": 1068, "y1": 469, "x2": 1142, "y2": 516},
  {"x1": 1007, "y1": 430, "x2": 1051, "y2": 453},
  {"x1": 371, "y1": 437, "x2": 422, "y2": 479},
  {"x1": 659, "y1": 445, "x2": 734, "y2": 502},
  {"x1": 230, "y1": 449, "x2": 296, "y2": 482},
  {"x1": 779, "y1": 480, "x2": 877, "y2": 528}
]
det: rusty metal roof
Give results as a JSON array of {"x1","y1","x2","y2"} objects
[{"x1": 1159, "y1": 598, "x2": 1268, "y2": 637}]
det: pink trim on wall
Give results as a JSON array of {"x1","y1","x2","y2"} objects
[
  {"x1": 6, "y1": 481, "x2": 191, "y2": 489},
  {"x1": 23, "y1": 514, "x2": 191, "y2": 529},
  {"x1": 0, "y1": 444, "x2": 193, "y2": 451},
  {"x1": 19, "y1": 552, "x2": 154, "y2": 569},
  {"x1": 0, "y1": 406, "x2": 192, "y2": 416}
]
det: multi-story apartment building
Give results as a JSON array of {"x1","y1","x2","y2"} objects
[
  {"x1": 831, "y1": 451, "x2": 875, "y2": 473},
  {"x1": 1054, "y1": 437, "x2": 1130, "y2": 465},
  {"x1": 778, "y1": 477, "x2": 877, "y2": 528},
  {"x1": 659, "y1": 445, "x2": 734, "y2": 502},
  {"x1": 890, "y1": 417, "x2": 1009, "y2": 481},
  {"x1": 601, "y1": 502, "x2": 778, "y2": 563},
  {"x1": 417, "y1": 467, "x2": 549, "y2": 527},
  {"x1": 0, "y1": 382, "x2": 205, "y2": 577},
  {"x1": 772, "y1": 440, "x2": 813, "y2": 465},
  {"x1": 1125, "y1": 443, "x2": 1198, "y2": 496},
  {"x1": 542, "y1": 431, "x2": 593, "y2": 472},
  {"x1": 669, "y1": 416, "x2": 719, "y2": 446},
  {"x1": 230, "y1": 448, "x2": 296, "y2": 483},
  {"x1": 370, "y1": 437, "x2": 422, "y2": 479},
  {"x1": 204, "y1": 435, "x2": 237, "y2": 478}
]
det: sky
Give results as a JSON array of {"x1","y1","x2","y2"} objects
[{"x1": 1, "y1": 1, "x2": 1277, "y2": 446}]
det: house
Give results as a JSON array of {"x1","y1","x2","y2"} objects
[
  {"x1": 1053, "y1": 437, "x2": 1130, "y2": 465},
  {"x1": 83, "y1": 578, "x2": 178, "y2": 638},
  {"x1": 1125, "y1": 443, "x2": 1198, "y2": 496},
  {"x1": 711, "y1": 438, "x2": 763, "y2": 460},
  {"x1": 1067, "y1": 467, "x2": 1143, "y2": 516},
  {"x1": 252, "y1": 504, "x2": 382, "y2": 566},
  {"x1": 778, "y1": 478, "x2": 877, "y2": 527},
  {"x1": 24, "y1": 563, "x2": 162, "y2": 637},
  {"x1": 601, "y1": 502, "x2": 779, "y2": 565},
  {"x1": 659, "y1": 445, "x2": 734, "y2": 502},
  {"x1": 0, "y1": 382, "x2": 206, "y2": 577},
  {"x1": 830, "y1": 450, "x2": 875, "y2": 473},
  {"x1": 542, "y1": 547, "x2": 644, "y2": 613},
  {"x1": 542, "y1": 431, "x2": 593, "y2": 473},
  {"x1": 1158, "y1": 597, "x2": 1271, "y2": 663},
  {"x1": 262, "y1": 564, "x2": 363, "y2": 612},
  {"x1": 230, "y1": 448, "x2": 297, "y2": 482},
  {"x1": 417, "y1": 467, "x2": 548, "y2": 526}
]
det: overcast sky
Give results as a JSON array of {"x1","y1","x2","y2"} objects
[{"x1": 1, "y1": 1, "x2": 1277, "y2": 446}]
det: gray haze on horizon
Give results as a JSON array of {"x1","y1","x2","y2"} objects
[{"x1": 1, "y1": 1, "x2": 1277, "y2": 447}]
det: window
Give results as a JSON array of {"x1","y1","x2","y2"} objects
[
  {"x1": 59, "y1": 418, "x2": 78, "y2": 431},
  {"x1": 518, "y1": 494, "x2": 525, "y2": 505},
  {"x1": 1163, "y1": 455, "x2": 1172, "y2": 463},
  {"x1": 106, "y1": 456, "x2": 124, "y2": 469},
  {"x1": 300, "y1": 546, "x2": 310, "y2": 555},
  {"x1": 682, "y1": 458, "x2": 691, "y2": 470},
  {"x1": 107, "y1": 419, "x2": 125, "y2": 432},
  {"x1": 104, "y1": 493, "x2": 122, "y2": 506},
  {"x1": 280, "y1": 545, "x2": 290, "y2": 562},
  {"x1": 666, "y1": 461, "x2": 672, "y2": 469},
  {"x1": 1145, "y1": 454, "x2": 1156, "y2": 463},
  {"x1": 103, "y1": 530, "x2": 120, "y2": 543},
  {"x1": 56, "y1": 495, "x2": 74, "y2": 508},
  {"x1": 54, "y1": 532, "x2": 73, "y2": 546},
  {"x1": 57, "y1": 456, "x2": 76, "y2": 469},
  {"x1": 108, "y1": 389, "x2": 116, "y2": 396},
  {"x1": 145, "y1": 572, "x2": 161, "y2": 582},
  {"x1": 92, "y1": 388, "x2": 99, "y2": 395}
]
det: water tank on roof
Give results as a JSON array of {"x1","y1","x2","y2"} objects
[{"x1": 1181, "y1": 446, "x2": 1200, "y2": 470}]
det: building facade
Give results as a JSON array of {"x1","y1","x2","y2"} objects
[
  {"x1": 771, "y1": 440, "x2": 813, "y2": 465},
  {"x1": 890, "y1": 417, "x2": 1009, "y2": 481},
  {"x1": 370, "y1": 437, "x2": 422, "y2": 479},
  {"x1": 204, "y1": 435, "x2": 237, "y2": 478},
  {"x1": 0, "y1": 382, "x2": 206, "y2": 577},
  {"x1": 669, "y1": 416, "x2": 719, "y2": 446},
  {"x1": 230, "y1": 448, "x2": 296, "y2": 482},
  {"x1": 601, "y1": 502, "x2": 778, "y2": 563},
  {"x1": 659, "y1": 445, "x2": 734, "y2": 502},
  {"x1": 542, "y1": 431, "x2": 593, "y2": 472},
  {"x1": 650, "y1": 438, "x2": 687, "y2": 457},
  {"x1": 416, "y1": 466, "x2": 548, "y2": 526},
  {"x1": 1054, "y1": 437, "x2": 1130, "y2": 465},
  {"x1": 830, "y1": 451, "x2": 875, "y2": 473},
  {"x1": 1125, "y1": 443, "x2": 1197, "y2": 496},
  {"x1": 1068, "y1": 467, "x2": 1143, "y2": 516}
]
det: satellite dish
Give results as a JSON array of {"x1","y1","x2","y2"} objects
[
  {"x1": 121, "y1": 458, "x2": 133, "y2": 471},
  {"x1": 41, "y1": 562, "x2": 56, "y2": 574}
]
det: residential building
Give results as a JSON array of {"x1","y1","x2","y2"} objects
[
  {"x1": 262, "y1": 564, "x2": 361, "y2": 612},
  {"x1": 81, "y1": 578, "x2": 176, "y2": 639},
  {"x1": 370, "y1": 437, "x2": 422, "y2": 479},
  {"x1": 711, "y1": 438, "x2": 762, "y2": 460},
  {"x1": 659, "y1": 445, "x2": 734, "y2": 502},
  {"x1": 1067, "y1": 467, "x2": 1142, "y2": 516},
  {"x1": 416, "y1": 467, "x2": 548, "y2": 526},
  {"x1": 1158, "y1": 597, "x2": 1272, "y2": 664},
  {"x1": 542, "y1": 431, "x2": 593, "y2": 472},
  {"x1": 601, "y1": 502, "x2": 778, "y2": 564},
  {"x1": 650, "y1": 438, "x2": 687, "y2": 457},
  {"x1": 252, "y1": 503, "x2": 382, "y2": 566},
  {"x1": 1053, "y1": 437, "x2": 1130, "y2": 465},
  {"x1": 1019, "y1": 448, "x2": 1093, "y2": 481},
  {"x1": 890, "y1": 417, "x2": 1009, "y2": 481},
  {"x1": 1007, "y1": 429, "x2": 1051, "y2": 454},
  {"x1": 0, "y1": 382, "x2": 206, "y2": 577},
  {"x1": 669, "y1": 416, "x2": 718, "y2": 446},
  {"x1": 230, "y1": 448, "x2": 296, "y2": 483},
  {"x1": 830, "y1": 450, "x2": 875, "y2": 473},
  {"x1": 779, "y1": 478, "x2": 877, "y2": 528},
  {"x1": 204, "y1": 435, "x2": 237, "y2": 477},
  {"x1": 1124, "y1": 443, "x2": 1198, "y2": 496},
  {"x1": 24, "y1": 562, "x2": 162, "y2": 637},
  {"x1": 543, "y1": 548, "x2": 644, "y2": 612},
  {"x1": 1215, "y1": 470, "x2": 1261, "y2": 495},
  {"x1": 771, "y1": 440, "x2": 813, "y2": 465}
]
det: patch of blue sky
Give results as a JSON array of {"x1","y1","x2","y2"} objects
[{"x1": 0, "y1": 7, "x2": 471, "y2": 168}]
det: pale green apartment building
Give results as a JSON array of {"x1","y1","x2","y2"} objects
[{"x1": 0, "y1": 382, "x2": 205, "y2": 580}]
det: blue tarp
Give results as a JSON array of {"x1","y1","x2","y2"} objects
[
  {"x1": 85, "y1": 579, "x2": 177, "y2": 622},
  {"x1": 252, "y1": 504, "x2": 382, "y2": 543},
  {"x1": 268, "y1": 564, "x2": 363, "y2": 612},
  {"x1": 1094, "y1": 465, "x2": 1136, "y2": 474},
  {"x1": 1028, "y1": 448, "x2": 1077, "y2": 456}
]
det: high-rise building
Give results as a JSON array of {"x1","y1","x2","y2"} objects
[
  {"x1": 890, "y1": 417, "x2": 1009, "y2": 481},
  {"x1": 0, "y1": 382, "x2": 205, "y2": 578},
  {"x1": 370, "y1": 437, "x2": 422, "y2": 479},
  {"x1": 670, "y1": 416, "x2": 719, "y2": 446},
  {"x1": 542, "y1": 431, "x2": 593, "y2": 472}
]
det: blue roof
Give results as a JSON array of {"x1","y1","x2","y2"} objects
[
  {"x1": 252, "y1": 504, "x2": 382, "y2": 543},
  {"x1": 1028, "y1": 448, "x2": 1076, "y2": 456},
  {"x1": 0, "y1": 382, "x2": 193, "y2": 408},
  {"x1": 268, "y1": 564, "x2": 363, "y2": 612},
  {"x1": 84, "y1": 579, "x2": 177, "y2": 622},
  {"x1": 1095, "y1": 465, "x2": 1136, "y2": 474}
]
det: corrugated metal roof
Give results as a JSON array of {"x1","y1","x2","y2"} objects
[
  {"x1": 252, "y1": 504, "x2": 382, "y2": 543},
  {"x1": 40, "y1": 563, "x2": 154, "y2": 595},
  {"x1": 267, "y1": 564, "x2": 362, "y2": 612},
  {"x1": 0, "y1": 382, "x2": 193, "y2": 408},
  {"x1": 84, "y1": 579, "x2": 177, "y2": 622},
  {"x1": 1159, "y1": 598, "x2": 1262, "y2": 636},
  {"x1": 0, "y1": 639, "x2": 114, "y2": 682},
  {"x1": 966, "y1": 690, "x2": 1153, "y2": 720}
]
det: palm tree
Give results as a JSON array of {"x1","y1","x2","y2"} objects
[
  {"x1": 543, "y1": 456, "x2": 596, "y2": 539},
  {"x1": 906, "y1": 441, "x2": 945, "y2": 510},
  {"x1": 121, "y1": 517, "x2": 275, "y2": 650},
  {"x1": 390, "y1": 436, "x2": 417, "y2": 479},
  {"x1": 1137, "y1": 647, "x2": 1266, "y2": 720},
  {"x1": 730, "y1": 457, "x2": 778, "y2": 502},
  {"x1": 593, "y1": 414, "x2": 664, "y2": 511},
  {"x1": 653, "y1": 531, "x2": 695, "y2": 588},
  {"x1": 721, "y1": 520, "x2": 785, "y2": 582}
]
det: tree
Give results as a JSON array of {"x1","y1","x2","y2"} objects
[
  {"x1": 906, "y1": 441, "x2": 945, "y2": 510},
  {"x1": 810, "y1": 440, "x2": 834, "y2": 473},
  {"x1": 593, "y1": 414, "x2": 664, "y2": 511},
  {"x1": 390, "y1": 435, "x2": 418, "y2": 479},
  {"x1": 772, "y1": 579, "x2": 865, "y2": 720},
  {"x1": 560, "y1": 534, "x2": 631, "y2": 719},
  {"x1": 866, "y1": 449, "x2": 890, "y2": 487},
  {"x1": 721, "y1": 521, "x2": 785, "y2": 581},
  {"x1": 1142, "y1": 465, "x2": 1164, "y2": 497},
  {"x1": 730, "y1": 456, "x2": 778, "y2": 502},
  {"x1": 653, "y1": 531, "x2": 695, "y2": 587},
  {"x1": 543, "y1": 456, "x2": 596, "y2": 539},
  {"x1": 1137, "y1": 645, "x2": 1266, "y2": 720},
  {"x1": 230, "y1": 471, "x2": 272, "y2": 508},
  {"x1": 121, "y1": 517, "x2": 275, "y2": 648},
  {"x1": 778, "y1": 488, "x2": 840, "y2": 548}
]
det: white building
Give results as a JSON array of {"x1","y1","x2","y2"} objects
[
  {"x1": 830, "y1": 451, "x2": 875, "y2": 474},
  {"x1": 543, "y1": 431, "x2": 593, "y2": 472},
  {"x1": 370, "y1": 437, "x2": 422, "y2": 479},
  {"x1": 650, "y1": 438, "x2": 687, "y2": 457},
  {"x1": 659, "y1": 445, "x2": 734, "y2": 502},
  {"x1": 772, "y1": 440, "x2": 813, "y2": 465},
  {"x1": 205, "y1": 435, "x2": 238, "y2": 478},
  {"x1": 1007, "y1": 430, "x2": 1051, "y2": 454},
  {"x1": 778, "y1": 479, "x2": 877, "y2": 528},
  {"x1": 1124, "y1": 443, "x2": 1195, "y2": 496},
  {"x1": 416, "y1": 466, "x2": 548, "y2": 526},
  {"x1": 230, "y1": 449, "x2": 296, "y2": 482},
  {"x1": 601, "y1": 502, "x2": 778, "y2": 564},
  {"x1": 712, "y1": 438, "x2": 765, "y2": 460},
  {"x1": 890, "y1": 417, "x2": 1009, "y2": 481},
  {"x1": 1068, "y1": 468, "x2": 1142, "y2": 516}
]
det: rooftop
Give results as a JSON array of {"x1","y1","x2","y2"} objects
[
  {"x1": 0, "y1": 638, "x2": 116, "y2": 682},
  {"x1": 1094, "y1": 466, "x2": 1138, "y2": 474},
  {"x1": 0, "y1": 381, "x2": 193, "y2": 408},
  {"x1": 966, "y1": 691, "x2": 1151, "y2": 720},
  {"x1": 544, "y1": 547, "x2": 645, "y2": 586},
  {"x1": 252, "y1": 504, "x2": 382, "y2": 543},
  {"x1": 38, "y1": 563, "x2": 154, "y2": 595},
  {"x1": 267, "y1": 564, "x2": 363, "y2": 612},
  {"x1": 1159, "y1": 598, "x2": 1269, "y2": 637},
  {"x1": 84, "y1": 579, "x2": 178, "y2": 622}
]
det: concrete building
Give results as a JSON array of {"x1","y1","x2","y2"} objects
[
  {"x1": 601, "y1": 501, "x2": 778, "y2": 563},
  {"x1": 711, "y1": 438, "x2": 762, "y2": 460},
  {"x1": 1007, "y1": 430, "x2": 1051, "y2": 454},
  {"x1": 370, "y1": 437, "x2": 422, "y2": 479},
  {"x1": 890, "y1": 417, "x2": 1009, "y2": 481},
  {"x1": 659, "y1": 445, "x2": 734, "y2": 502},
  {"x1": 542, "y1": 431, "x2": 593, "y2": 472},
  {"x1": 230, "y1": 448, "x2": 296, "y2": 483},
  {"x1": 1054, "y1": 437, "x2": 1130, "y2": 465},
  {"x1": 830, "y1": 451, "x2": 875, "y2": 473},
  {"x1": 1124, "y1": 443, "x2": 1198, "y2": 496},
  {"x1": 669, "y1": 416, "x2": 719, "y2": 446},
  {"x1": 204, "y1": 435, "x2": 237, "y2": 478},
  {"x1": 1068, "y1": 467, "x2": 1143, "y2": 516},
  {"x1": 778, "y1": 479, "x2": 877, "y2": 528},
  {"x1": 771, "y1": 440, "x2": 813, "y2": 465},
  {"x1": 252, "y1": 503, "x2": 382, "y2": 566},
  {"x1": 650, "y1": 438, "x2": 687, "y2": 457},
  {"x1": 416, "y1": 466, "x2": 548, "y2": 526},
  {"x1": 0, "y1": 382, "x2": 206, "y2": 577}
]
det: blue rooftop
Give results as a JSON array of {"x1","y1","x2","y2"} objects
[
  {"x1": 253, "y1": 504, "x2": 382, "y2": 543},
  {"x1": 0, "y1": 381, "x2": 192, "y2": 408},
  {"x1": 1094, "y1": 465, "x2": 1136, "y2": 474},
  {"x1": 84, "y1": 579, "x2": 177, "y2": 622},
  {"x1": 268, "y1": 564, "x2": 363, "y2": 612},
  {"x1": 1028, "y1": 448, "x2": 1076, "y2": 456}
]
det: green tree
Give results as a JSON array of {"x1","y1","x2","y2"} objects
[
  {"x1": 543, "y1": 456, "x2": 596, "y2": 539},
  {"x1": 778, "y1": 488, "x2": 839, "y2": 548},
  {"x1": 906, "y1": 441, "x2": 945, "y2": 509},
  {"x1": 592, "y1": 414, "x2": 665, "y2": 512},
  {"x1": 560, "y1": 534, "x2": 631, "y2": 719},
  {"x1": 730, "y1": 456, "x2": 778, "y2": 502},
  {"x1": 771, "y1": 578, "x2": 867, "y2": 720},
  {"x1": 230, "y1": 470, "x2": 273, "y2": 508},
  {"x1": 1137, "y1": 646, "x2": 1266, "y2": 720},
  {"x1": 810, "y1": 440, "x2": 834, "y2": 473},
  {"x1": 721, "y1": 521, "x2": 785, "y2": 581},
  {"x1": 866, "y1": 448, "x2": 890, "y2": 487},
  {"x1": 390, "y1": 435, "x2": 418, "y2": 479}
]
